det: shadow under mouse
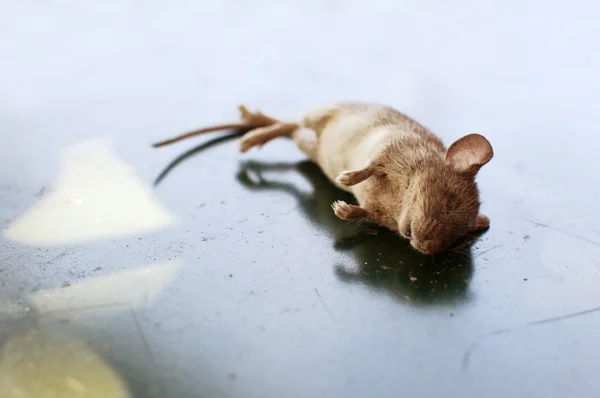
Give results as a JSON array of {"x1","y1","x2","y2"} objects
[
  {"x1": 154, "y1": 133, "x2": 483, "y2": 306},
  {"x1": 236, "y1": 159, "x2": 483, "y2": 307}
]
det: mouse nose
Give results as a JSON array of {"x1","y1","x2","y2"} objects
[{"x1": 412, "y1": 239, "x2": 439, "y2": 255}]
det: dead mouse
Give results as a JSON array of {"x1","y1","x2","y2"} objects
[{"x1": 153, "y1": 102, "x2": 493, "y2": 255}]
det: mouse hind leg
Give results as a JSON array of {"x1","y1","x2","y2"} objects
[
  {"x1": 239, "y1": 122, "x2": 320, "y2": 165},
  {"x1": 237, "y1": 105, "x2": 321, "y2": 162},
  {"x1": 238, "y1": 105, "x2": 279, "y2": 127},
  {"x1": 239, "y1": 122, "x2": 300, "y2": 153},
  {"x1": 237, "y1": 105, "x2": 302, "y2": 152}
]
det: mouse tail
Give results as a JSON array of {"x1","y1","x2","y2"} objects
[
  {"x1": 152, "y1": 105, "x2": 281, "y2": 148},
  {"x1": 152, "y1": 123, "x2": 248, "y2": 147}
]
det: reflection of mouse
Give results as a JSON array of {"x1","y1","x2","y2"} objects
[
  {"x1": 153, "y1": 102, "x2": 493, "y2": 254},
  {"x1": 235, "y1": 160, "x2": 476, "y2": 305}
]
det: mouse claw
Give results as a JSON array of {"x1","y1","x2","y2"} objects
[
  {"x1": 331, "y1": 200, "x2": 351, "y2": 220},
  {"x1": 332, "y1": 200, "x2": 371, "y2": 221}
]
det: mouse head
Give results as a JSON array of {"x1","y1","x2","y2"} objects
[{"x1": 398, "y1": 134, "x2": 493, "y2": 254}]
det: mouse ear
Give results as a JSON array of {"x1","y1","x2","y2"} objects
[{"x1": 445, "y1": 134, "x2": 493, "y2": 174}]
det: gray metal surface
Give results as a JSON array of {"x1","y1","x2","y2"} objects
[{"x1": 1, "y1": 1, "x2": 599, "y2": 397}]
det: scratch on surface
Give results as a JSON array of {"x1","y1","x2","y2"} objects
[
  {"x1": 462, "y1": 305, "x2": 600, "y2": 371},
  {"x1": 130, "y1": 306, "x2": 162, "y2": 377},
  {"x1": 34, "y1": 186, "x2": 47, "y2": 198},
  {"x1": 33, "y1": 302, "x2": 157, "y2": 362},
  {"x1": 474, "y1": 245, "x2": 499, "y2": 259},
  {"x1": 34, "y1": 302, "x2": 161, "y2": 377},
  {"x1": 2, "y1": 298, "x2": 163, "y2": 394},
  {"x1": 282, "y1": 204, "x2": 299, "y2": 216},
  {"x1": 521, "y1": 219, "x2": 600, "y2": 247},
  {"x1": 314, "y1": 288, "x2": 334, "y2": 318}
]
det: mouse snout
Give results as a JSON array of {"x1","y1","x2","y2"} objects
[
  {"x1": 411, "y1": 239, "x2": 443, "y2": 255},
  {"x1": 410, "y1": 224, "x2": 449, "y2": 254}
]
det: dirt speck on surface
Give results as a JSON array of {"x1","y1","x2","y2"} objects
[
  {"x1": 34, "y1": 186, "x2": 47, "y2": 198},
  {"x1": 523, "y1": 234, "x2": 530, "y2": 241},
  {"x1": 523, "y1": 277, "x2": 528, "y2": 281},
  {"x1": 63, "y1": 281, "x2": 71, "y2": 287}
]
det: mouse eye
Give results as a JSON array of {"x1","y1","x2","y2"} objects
[{"x1": 445, "y1": 199, "x2": 452, "y2": 213}]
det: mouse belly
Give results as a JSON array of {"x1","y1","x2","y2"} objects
[
  {"x1": 298, "y1": 102, "x2": 404, "y2": 193},
  {"x1": 316, "y1": 124, "x2": 392, "y2": 191}
]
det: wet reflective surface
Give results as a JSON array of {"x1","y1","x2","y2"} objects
[{"x1": 2, "y1": 1, "x2": 600, "y2": 397}]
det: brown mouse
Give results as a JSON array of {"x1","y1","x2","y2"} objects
[{"x1": 153, "y1": 102, "x2": 493, "y2": 254}]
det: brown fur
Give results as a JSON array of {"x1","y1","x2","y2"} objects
[{"x1": 153, "y1": 102, "x2": 493, "y2": 254}]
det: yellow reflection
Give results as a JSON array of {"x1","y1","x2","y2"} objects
[
  {"x1": 0, "y1": 329, "x2": 130, "y2": 398},
  {"x1": 29, "y1": 260, "x2": 181, "y2": 314},
  {"x1": 3, "y1": 139, "x2": 176, "y2": 246}
]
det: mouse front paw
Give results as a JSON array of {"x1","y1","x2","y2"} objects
[
  {"x1": 331, "y1": 200, "x2": 352, "y2": 220},
  {"x1": 334, "y1": 168, "x2": 374, "y2": 187},
  {"x1": 332, "y1": 200, "x2": 372, "y2": 222},
  {"x1": 335, "y1": 171, "x2": 355, "y2": 186},
  {"x1": 331, "y1": 200, "x2": 370, "y2": 221}
]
